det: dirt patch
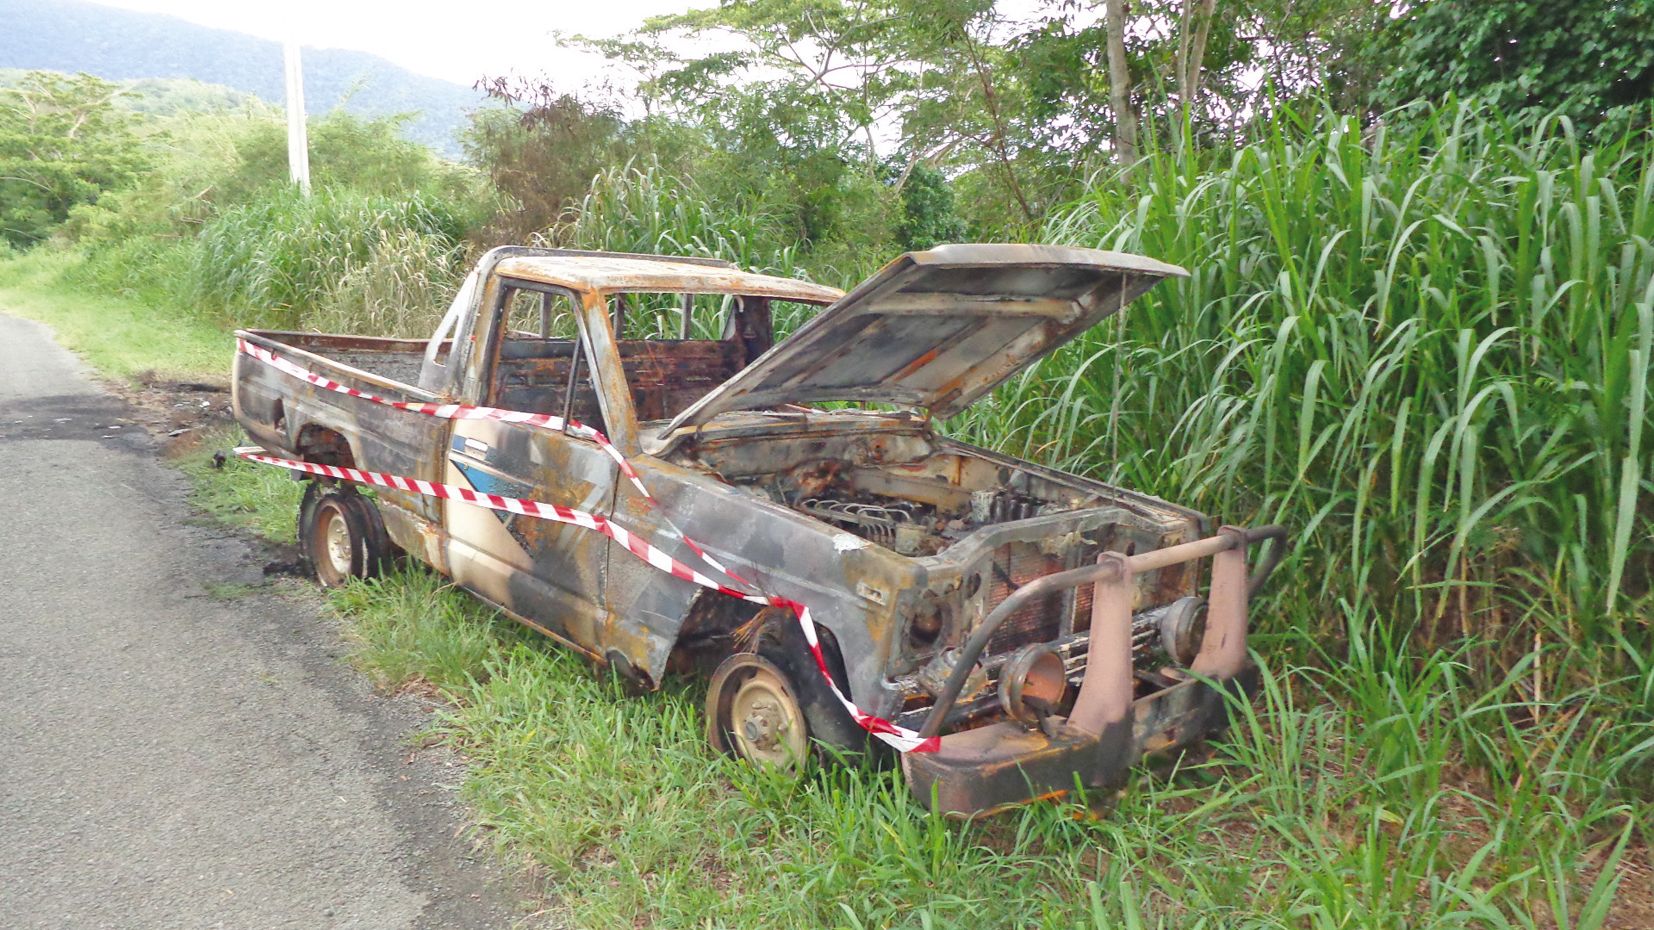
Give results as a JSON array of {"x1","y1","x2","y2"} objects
[{"x1": 104, "y1": 369, "x2": 236, "y2": 453}]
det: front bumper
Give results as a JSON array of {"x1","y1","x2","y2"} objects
[{"x1": 901, "y1": 525, "x2": 1286, "y2": 816}]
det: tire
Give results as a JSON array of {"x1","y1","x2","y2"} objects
[
  {"x1": 706, "y1": 620, "x2": 886, "y2": 769},
  {"x1": 707, "y1": 652, "x2": 811, "y2": 769},
  {"x1": 298, "y1": 483, "x2": 395, "y2": 587}
]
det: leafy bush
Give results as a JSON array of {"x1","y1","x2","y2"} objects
[{"x1": 214, "y1": 110, "x2": 475, "y2": 207}]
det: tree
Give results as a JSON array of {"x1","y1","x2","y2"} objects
[
  {"x1": 1375, "y1": 0, "x2": 1654, "y2": 129},
  {"x1": 0, "y1": 71, "x2": 145, "y2": 246},
  {"x1": 1174, "y1": 0, "x2": 1219, "y2": 113},
  {"x1": 464, "y1": 77, "x2": 629, "y2": 244}
]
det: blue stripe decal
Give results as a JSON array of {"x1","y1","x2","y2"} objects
[{"x1": 449, "y1": 459, "x2": 536, "y2": 529}]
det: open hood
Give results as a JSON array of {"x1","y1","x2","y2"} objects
[{"x1": 661, "y1": 243, "x2": 1187, "y2": 434}]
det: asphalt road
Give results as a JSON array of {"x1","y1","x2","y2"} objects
[{"x1": 0, "y1": 314, "x2": 519, "y2": 928}]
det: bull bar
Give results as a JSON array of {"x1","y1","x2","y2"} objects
[{"x1": 902, "y1": 524, "x2": 1290, "y2": 815}]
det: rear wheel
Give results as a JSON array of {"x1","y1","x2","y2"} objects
[{"x1": 298, "y1": 484, "x2": 394, "y2": 587}]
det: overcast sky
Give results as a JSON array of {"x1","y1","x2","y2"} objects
[{"x1": 93, "y1": 0, "x2": 699, "y2": 90}]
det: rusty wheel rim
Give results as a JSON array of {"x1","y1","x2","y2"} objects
[{"x1": 728, "y1": 666, "x2": 807, "y2": 768}]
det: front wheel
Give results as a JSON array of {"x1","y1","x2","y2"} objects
[
  {"x1": 706, "y1": 653, "x2": 811, "y2": 769},
  {"x1": 298, "y1": 484, "x2": 394, "y2": 587}
]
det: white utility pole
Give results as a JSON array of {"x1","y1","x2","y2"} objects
[{"x1": 283, "y1": 41, "x2": 311, "y2": 196}]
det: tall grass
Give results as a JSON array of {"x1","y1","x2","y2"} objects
[
  {"x1": 951, "y1": 104, "x2": 1653, "y2": 659},
  {"x1": 303, "y1": 226, "x2": 464, "y2": 337},
  {"x1": 564, "y1": 160, "x2": 805, "y2": 279},
  {"x1": 188, "y1": 185, "x2": 469, "y2": 329}
]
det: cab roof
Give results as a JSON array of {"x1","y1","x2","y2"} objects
[{"x1": 493, "y1": 253, "x2": 844, "y2": 304}]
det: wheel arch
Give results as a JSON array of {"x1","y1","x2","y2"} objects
[{"x1": 292, "y1": 421, "x2": 359, "y2": 470}]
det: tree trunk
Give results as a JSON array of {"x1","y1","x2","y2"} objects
[
  {"x1": 1104, "y1": 0, "x2": 1138, "y2": 165},
  {"x1": 1178, "y1": 0, "x2": 1219, "y2": 115}
]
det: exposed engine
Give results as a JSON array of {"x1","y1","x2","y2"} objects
[
  {"x1": 796, "y1": 497, "x2": 933, "y2": 555},
  {"x1": 678, "y1": 426, "x2": 1211, "y2": 736},
  {"x1": 721, "y1": 447, "x2": 1093, "y2": 557},
  {"x1": 763, "y1": 479, "x2": 1063, "y2": 556}
]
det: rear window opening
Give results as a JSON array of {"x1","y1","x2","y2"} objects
[{"x1": 486, "y1": 281, "x2": 833, "y2": 431}]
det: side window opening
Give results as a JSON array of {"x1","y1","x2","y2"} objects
[
  {"x1": 616, "y1": 292, "x2": 740, "y2": 341},
  {"x1": 505, "y1": 287, "x2": 580, "y2": 340},
  {"x1": 489, "y1": 283, "x2": 606, "y2": 434},
  {"x1": 769, "y1": 299, "x2": 824, "y2": 341}
]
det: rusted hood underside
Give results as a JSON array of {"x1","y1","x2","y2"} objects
[{"x1": 663, "y1": 243, "x2": 1188, "y2": 434}]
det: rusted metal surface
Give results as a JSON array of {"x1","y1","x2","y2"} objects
[
  {"x1": 231, "y1": 243, "x2": 1288, "y2": 816},
  {"x1": 493, "y1": 253, "x2": 844, "y2": 305},
  {"x1": 903, "y1": 526, "x2": 1282, "y2": 815}
]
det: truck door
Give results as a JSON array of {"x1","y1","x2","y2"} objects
[{"x1": 442, "y1": 283, "x2": 616, "y2": 653}]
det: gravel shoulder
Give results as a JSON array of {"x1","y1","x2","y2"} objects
[{"x1": 0, "y1": 313, "x2": 522, "y2": 929}]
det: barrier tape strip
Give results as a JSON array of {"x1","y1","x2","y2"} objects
[{"x1": 235, "y1": 339, "x2": 938, "y2": 754}]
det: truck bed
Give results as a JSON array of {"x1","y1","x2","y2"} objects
[{"x1": 246, "y1": 331, "x2": 433, "y2": 391}]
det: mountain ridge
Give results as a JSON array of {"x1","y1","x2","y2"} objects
[{"x1": 0, "y1": 0, "x2": 487, "y2": 155}]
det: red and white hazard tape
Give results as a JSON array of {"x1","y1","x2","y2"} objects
[{"x1": 235, "y1": 339, "x2": 938, "y2": 754}]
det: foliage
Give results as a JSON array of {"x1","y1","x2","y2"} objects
[
  {"x1": 963, "y1": 103, "x2": 1654, "y2": 644},
  {"x1": 187, "y1": 185, "x2": 469, "y2": 327},
  {"x1": 464, "y1": 79, "x2": 629, "y2": 245},
  {"x1": 566, "y1": 159, "x2": 803, "y2": 277},
  {"x1": 114, "y1": 76, "x2": 266, "y2": 117},
  {"x1": 890, "y1": 161, "x2": 966, "y2": 250},
  {"x1": 303, "y1": 226, "x2": 465, "y2": 337},
  {"x1": 589, "y1": 1, "x2": 971, "y2": 242},
  {"x1": 211, "y1": 110, "x2": 474, "y2": 208},
  {"x1": 0, "y1": 71, "x2": 146, "y2": 246},
  {"x1": 595, "y1": 1, "x2": 1407, "y2": 232},
  {"x1": 1376, "y1": 0, "x2": 1654, "y2": 131},
  {"x1": 53, "y1": 104, "x2": 485, "y2": 331}
]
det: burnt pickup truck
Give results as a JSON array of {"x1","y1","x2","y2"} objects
[{"x1": 232, "y1": 243, "x2": 1286, "y2": 815}]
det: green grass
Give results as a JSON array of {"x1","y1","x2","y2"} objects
[
  {"x1": 177, "y1": 434, "x2": 305, "y2": 541},
  {"x1": 0, "y1": 248, "x2": 230, "y2": 382}
]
